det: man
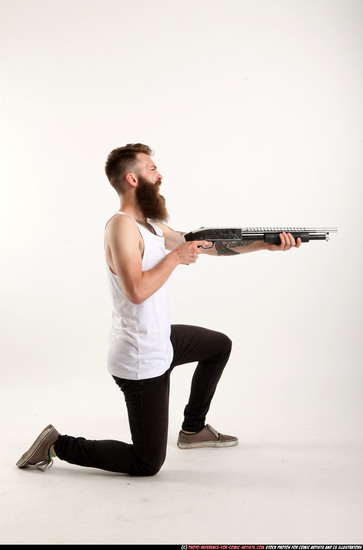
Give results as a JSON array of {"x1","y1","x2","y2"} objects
[{"x1": 16, "y1": 143, "x2": 301, "y2": 475}]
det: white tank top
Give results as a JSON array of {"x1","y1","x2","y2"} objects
[{"x1": 105, "y1": 212, "x2": 173, "y2": 380}]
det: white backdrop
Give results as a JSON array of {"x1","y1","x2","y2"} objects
[{"x1": 1, "y1": 0, "x2": 362, "y2": 437}]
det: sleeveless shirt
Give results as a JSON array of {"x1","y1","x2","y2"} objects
[{"x1": 105, "y1": 212, "x2": 173, "y2": 380}]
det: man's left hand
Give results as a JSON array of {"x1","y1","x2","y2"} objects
[{"x1": 265, "y1": 232, "x2": 302, "y2": 251}]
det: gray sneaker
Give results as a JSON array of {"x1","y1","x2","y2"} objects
[
  {"x1": 177, "y1": 424, "x2": 238, "y2": 449},
  {"x1": 16, "y1": 424, "x2": 60, "y2": 471}
]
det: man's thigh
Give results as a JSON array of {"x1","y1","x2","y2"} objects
[
  {"x1": 170, "y1": 324, "x2": 232, "y2": 368},
  {"x1": 113, "y1": 371, "x2": 170, "y2": 472}
]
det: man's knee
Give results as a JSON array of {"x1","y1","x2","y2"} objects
[
  {"x1": 135, "y1": 458, "x2": 165, "y2": 477},
  {"x1": 132, "y1": 446, "x2": 166, "y2": 477},
  {"x1": 216, "y1": 331, "x2": 232, "y2": 357},
  {"x1": 224, "y1": 334, "x2": 232, "y2": 353}
]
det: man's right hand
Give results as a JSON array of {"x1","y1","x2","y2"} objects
[{"x1": 174, "y1": 241, "x2": 211, "y2": 265}]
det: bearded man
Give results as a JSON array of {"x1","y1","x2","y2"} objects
[{"x1": 16, "y1": 143, "x2": 301, "y2": 475}]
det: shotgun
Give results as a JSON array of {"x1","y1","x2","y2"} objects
[{"x1": 184, "y1": 227, "x2": 337, "y2": 248}]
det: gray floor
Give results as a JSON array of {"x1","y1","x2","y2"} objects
[{"x1": 1, "y1": 372, "x2": 362, "y2": 545}]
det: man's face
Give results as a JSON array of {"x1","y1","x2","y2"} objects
[
  {"x1": 135, "y1": 154, "x2": 169, "y2": 222},
  {"x1": 136, "y1": 153, "x2": 163, "y2": 185}
]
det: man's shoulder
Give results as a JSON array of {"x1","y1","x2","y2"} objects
[
  {"x1": 105, "y1": 213, "x2": 140, "y2": 241},
  {"x1": 106, "y1": 212, "x2": 136, "y2": 228}
]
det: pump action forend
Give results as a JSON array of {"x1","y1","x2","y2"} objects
[{"x1": 184, "y1": 227, "x2": 338, "y2": 247}]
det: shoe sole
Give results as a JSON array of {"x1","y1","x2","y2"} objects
[
  {"x1": 177, "y1": 440, "x2": 238, "y2": 449},
  {"x1": 16, "y1": 424, "x2": 56, "y2": 468}
]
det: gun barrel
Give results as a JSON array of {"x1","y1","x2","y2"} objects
[{"x1": 242, "y1": 227, "x2": 337, "y2": 244}]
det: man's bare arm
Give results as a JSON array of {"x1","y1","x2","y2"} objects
[
  {"x1": 105, "y1": 216, "x2": 208, "y2": 304},
  {"x1": 153, "y1": 221, "x2": 186, "y2": 250}
]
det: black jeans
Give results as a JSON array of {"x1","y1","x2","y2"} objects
[{"x1": 55, "y1": 325, "x2": 232, "y2": 475}]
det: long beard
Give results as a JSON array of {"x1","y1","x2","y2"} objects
[{"x1": 135, "y1": 177, "x2": 169, "y2": 222}]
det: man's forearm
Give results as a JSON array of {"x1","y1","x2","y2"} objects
[
  {"x1": 133, "y1": 242, "x2": 203, "y2": 303},
  {"x1": 129, "y1": 251, "x2": 180, "y2": 304}
]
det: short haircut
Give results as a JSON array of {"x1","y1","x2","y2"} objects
[{"x1": 105, "y1": 143, "x2": 153, "y2": 194}]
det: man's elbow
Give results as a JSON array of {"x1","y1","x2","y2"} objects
[
  {"x1": 122, "y1": 277, "x2": 152, "y2": 305},
  {"x1": 129, "y1": 295, "x2": 145, "y2": 306},
  {"x1": 126, "y1": 288, "x2": 147, "y2": 305}
]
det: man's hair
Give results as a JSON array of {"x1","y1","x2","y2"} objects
[{"x1": 105, "y1": 143, "x2": 153, "y2": 194}]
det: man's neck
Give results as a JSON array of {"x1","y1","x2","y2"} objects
[
  {"x1": 119, "y1": 199, "x2": 147, "y2": 226},
  {"x1": 118, "y1": 200, "x2": 157, "y2": 234}
]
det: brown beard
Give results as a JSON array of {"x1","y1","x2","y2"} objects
[{"x1": 135, "y1": 176, "x2": 169, "y2": 222}]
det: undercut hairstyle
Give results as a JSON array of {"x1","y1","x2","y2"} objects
[{"x1": 105, "y1": 143, "x2": 153, "y2": 194}]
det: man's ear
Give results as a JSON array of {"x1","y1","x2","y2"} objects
[{"x1": 125, "y1": 172, "x2": 138, "y2": 188}]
